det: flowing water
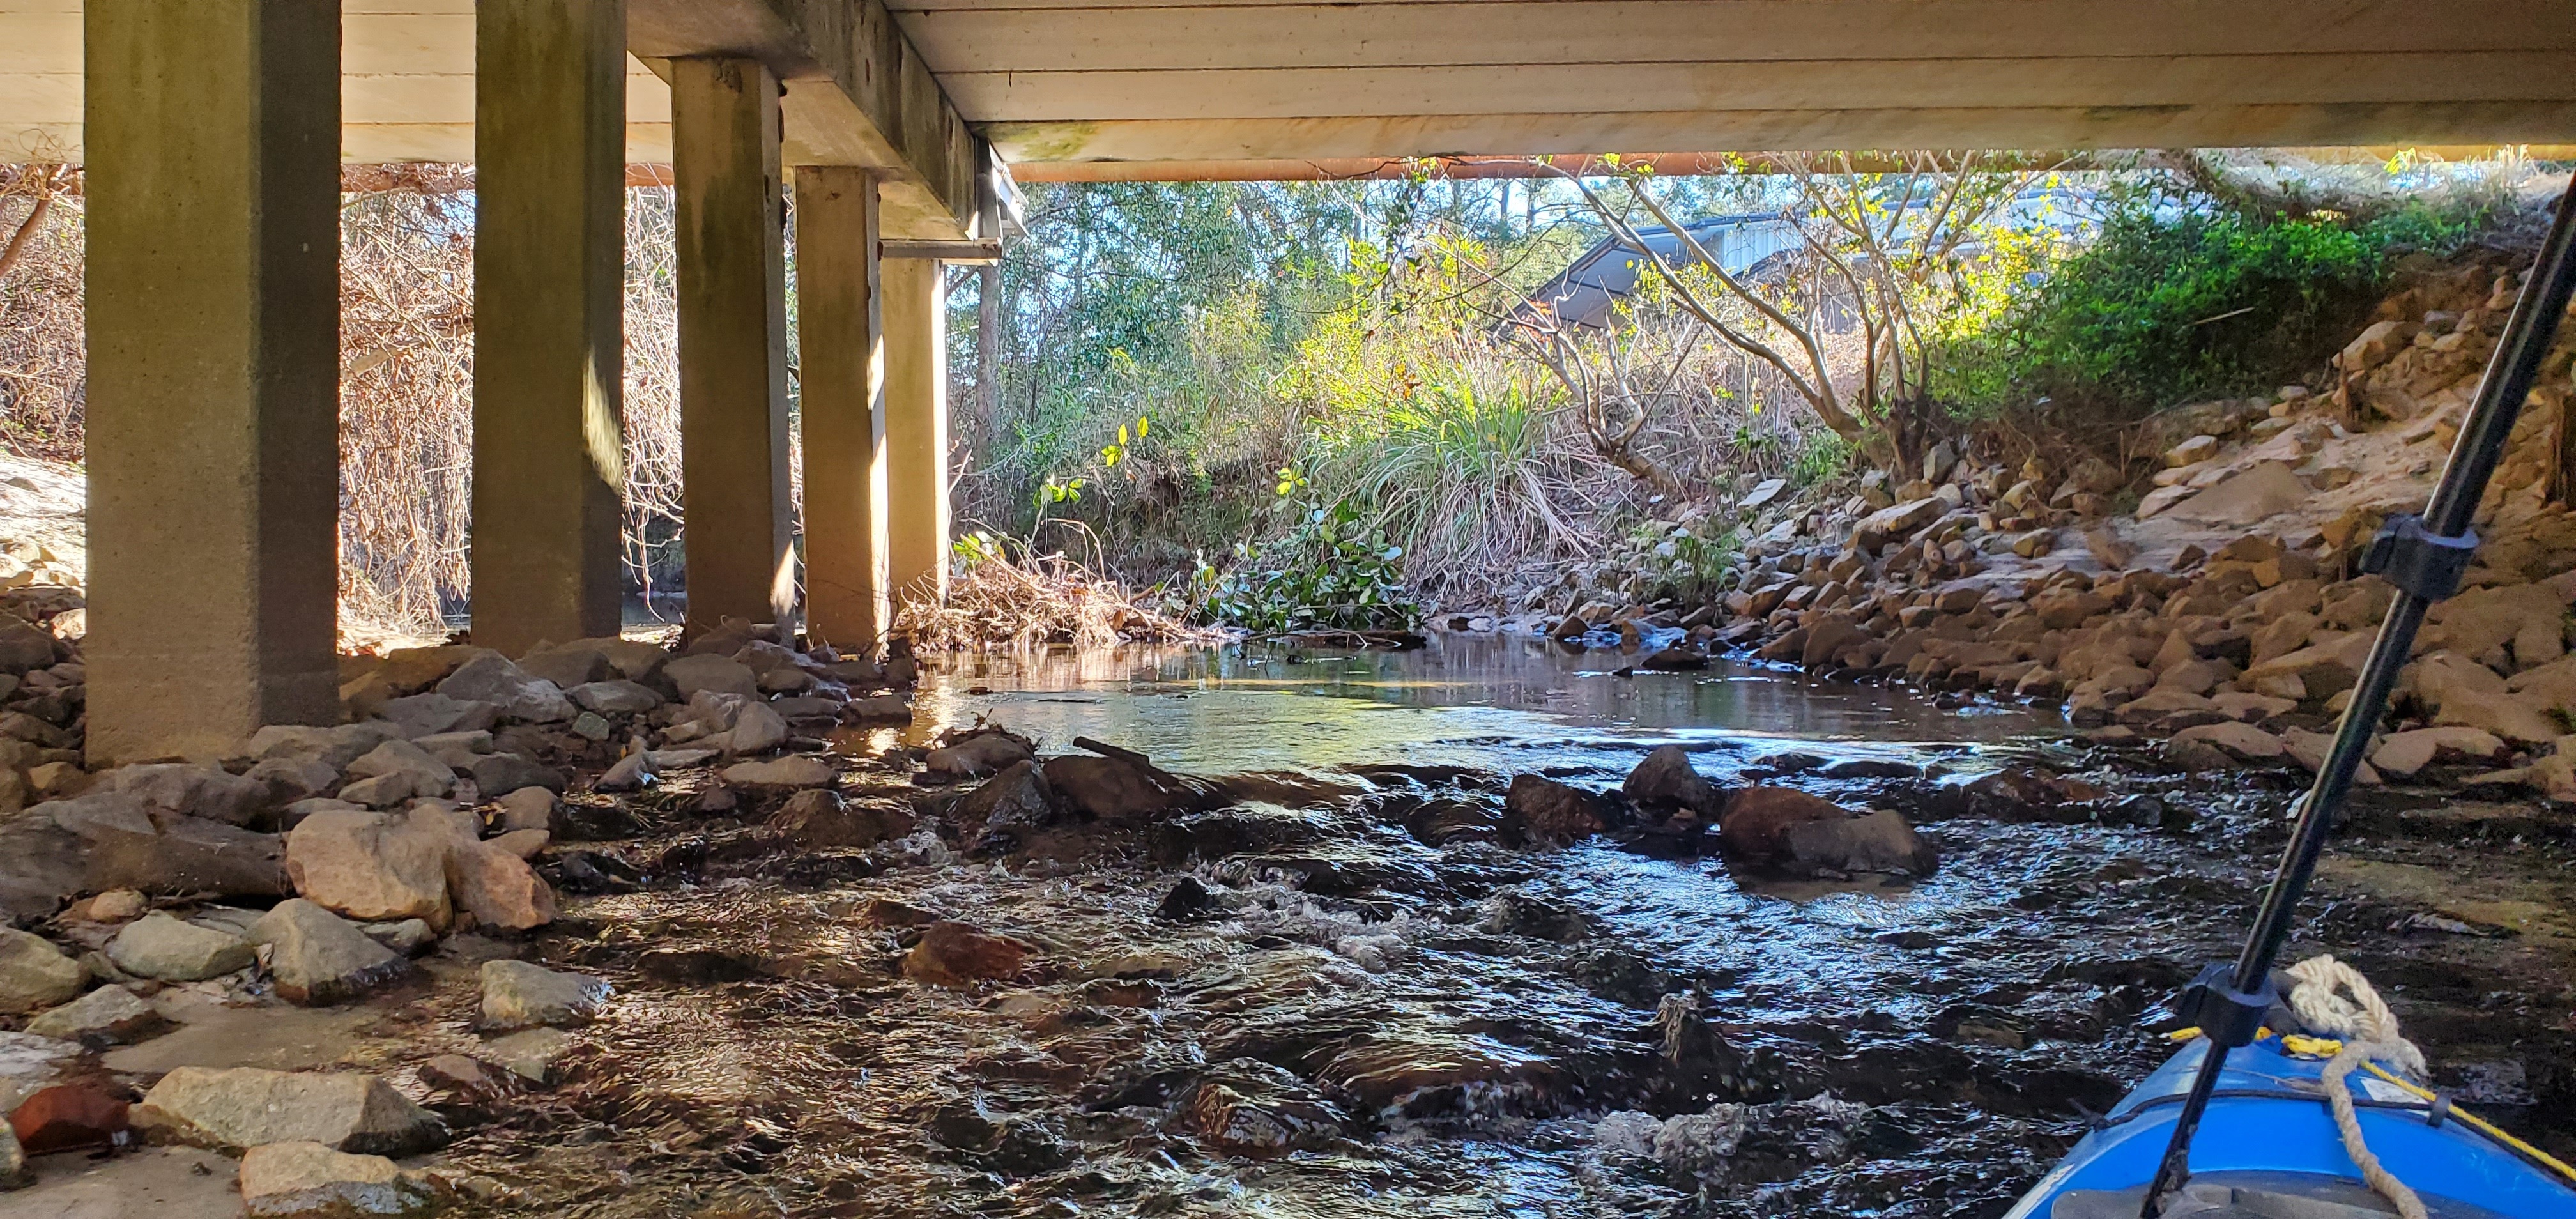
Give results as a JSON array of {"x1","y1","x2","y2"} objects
[{"x1": 428, "y1": 636, "x2": 2576, "y2": 1218}]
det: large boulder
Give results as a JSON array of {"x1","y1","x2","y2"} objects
[
  {"x1": 664, "y1": 654, "x2": 758, "y2": 700},
  {"x1": 0, "y1": 927, "x2": 84, "y2": 1013},
  {"x1": 1621, "y1": 746, "x2": 1720, "y2": 820},
  {"x1": 249, "y1": 900, "x2": 413, "y2": 1006},
  {"x1": 435, "y1": 654, "x2": 574, "y2": 724},
  {"x1": 1042, "y1": 755, "x2": 1203, "y2": 824},
  {"x1": 0, "y1": 815, "x2": 86, "y2": 922},
  {"x1": 569, "y1": 680, "x2": 663, "y2": 716},
  {"x1": 445, "y1": 841, "x2": 556, "y2": 931},
  {"x1": 954, "y1": 762, "x2": 1057, "y2": 832},
  {"x1": 132, "y1": 1067, "x2": 445, "y2": 1156},
  {"x1": 284, "y1": 809, "x2": 452, "y2": 927},
  {"x1": 480, "y1": 960, "x2": 608, "y2": 1030},
  {"x1": 515, "y1": 643, "x2": 612, "y2": 691},
  {"x1": 469, "y1": 752, "x2": 565, "y2": 797},
  {"x1": 107, "y1": 912, "x2": 256, "y2": 981},
  {"x1": 376, "y1": 693, "x2": 498, "y2": 739},
  {"x1": 342, "y1": 740, "x2": 456, "y2": 797},
  {"x1": 2426, "y1": 583, "x2": 2568, "y2": 666},
  {"x1": 926, "y1": 732, "x2": 1036, "y2": 779},
  {"x1": 103, "y1": 763, "x2": 269, "y2": 826},
  {"x1": 2166, "y1": 461, "x2": 2307, "y2": 526},
  {"x1": 47, "y1": 790, "x2": 293, "y2": 898},
  {"x1": 238, "y1": 1140, "x2": 443, "y2": 1218}
]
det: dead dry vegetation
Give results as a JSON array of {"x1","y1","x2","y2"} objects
[{"x1": 0, "y1": 167, "x2": 697, "y2": 642}]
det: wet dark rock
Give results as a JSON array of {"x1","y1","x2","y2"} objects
[
  {"x1": 638, "y1": 947, "x2": 765, "y2": 985},
  {"x1": 1316, "y1": 1031, "x2": 1564, "y2": 1119},
  {"x1": 1959, "y1": 769, "x2": 2110, "y2": 824},
  {"x1": 0, "y1": 815, "x2": 88, "y2": 921},
  {"x1": 1575, "y1": 949, "x2": 1679, "y2": 1009},
  {"x1": 1622, "y1": 745, "x2": 1722, "y2": 820},
  {"x1": 1715, "y1": 786, "x2": 1846, "y2": 864},
  {"x1": 1167, "y1": 1059, "x2": 1348, "y2": 1156},
  {"x1": 1779, "y1": 809, "x2": 1940, "y2": 877},
  {"x1": 542, "y1": 848, "x2": 640, "y2": 894},
  {"x1": 1503, "y1": 774, "x2": 1607, "y2": 841},
  {"x1": 1476, "y1": 886, "x2": 1592, "y2": 942},
  {"x1": 858, "y1": 897, "x2": 940, "y2": 928},
  {"x1": 901, "y1": 921, "x2": 1034, "y2": 988},
  {"x1": 1042, "y1": 754, "x2": 1207, "y2": 825},
  {"x1": 1155, "y1": 877, "x2": 1218, "y2": 922},
  {"x1": 924, "y1": 728, "x2": 1036, "y2": 780},
  {"x1": 551, "y1": 800, "x2": 642, "y2": 841},
  {"x1": 689, "y1": 785, "x2": 740, "y2": 815},
  {"x1": 1639, "y1": 647, "x2": 1707, "y2": 671},
  {"x1": 954, "y1": 760, "x2": 1058, "y2": 831},
  {"x1": 768, "y1": 788, "x2": 909, "y2": 848},
  {"x1": 1149, "y1": 808, "x2": 1328, "y2": 864},
  {"x1": 471, "y1": 753, "x2": 566, "y2": 797},
  {"x1": 1818, "y1": 757, "x2": 1922, "y2": 781},
  {"x1": 1399, "y1": 794, "x2": 1503, "y2": 847},
  {"x1": 1655, "y1": 993, "x2": 1751, "y2": 1101}
]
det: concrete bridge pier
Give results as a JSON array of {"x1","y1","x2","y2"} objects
[
  {"x1": 470, "y1": 0, "x2": 631, "y2": 658},
  {"x1": 793, "y1": 167, "x2": 893, "y2": 652},
  {"x1": 672, "y1": 56, "x2": 797, "y2": 638},
  {"x1": 82, "y1": 0, "x2": 344, "y2": 764},
  {"x1": 883, "y1": 254, "x2": 951, "y2": 609}
]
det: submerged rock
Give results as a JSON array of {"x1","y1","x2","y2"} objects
[
  {"x1": 479, "y1": 959, "x2": 608, "y2": 1030},
  {"x1": 902, "y1": 921, "x2": 1034, "y2": 988}
]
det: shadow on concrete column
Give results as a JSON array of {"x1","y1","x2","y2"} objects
[
  {"x1": 671, "y1": 57, "x2": 796, "y2": 638},
  {"x1": 793, "y1": 167, "x2": 891, "y2": 654},
  {"x1": 884, "y1": 254, "x2": 951, "y2": 611},
  {"x1": 84, "y1": 0, "x2": 342, "y2": 763},
  {"x1": 471, "y1": 0, "x2": 629, "y2": 657}
]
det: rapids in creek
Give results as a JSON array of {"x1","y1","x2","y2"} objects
[{"x1": 427, "y1": 636, "x2": 2576, "y2": 1218}]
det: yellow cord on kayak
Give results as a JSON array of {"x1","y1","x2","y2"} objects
[{"x1": 2156, "y1": 1027, "x2": 2576, "y2": 1189}]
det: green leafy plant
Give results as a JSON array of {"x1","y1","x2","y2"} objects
[
  {"x1": 1203, "y1": 498, "x2": 1420, "y2": 633},
  {"x1": 952, "y1": 529, "x2": 1008, "y2": 569}
]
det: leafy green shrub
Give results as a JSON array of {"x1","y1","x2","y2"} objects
[
  {"x1": 1939, "y1": 196, "x2": 2386, "y2": 419},
  {"x1": 1201, "y1": 499, "x2": 1420, "y2": 632}
]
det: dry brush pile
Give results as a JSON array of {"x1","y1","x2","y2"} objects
[{"x1": 0, "y1": 167, "x2": 696, "y2": 641}]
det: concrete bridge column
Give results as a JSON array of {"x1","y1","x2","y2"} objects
[
  {"x1": 671, "y1": 57, "x2": 795, "y2": 636},
  {"x1": 882, "y1": 254, "x2": 950, "y2": 609},
  {"x1": 83, "y1": 0, "x2": 342, "y2": 763},
  {"x1": 793, "y1": 167, "x2": 891, "y2": 652},
  {"x1": 471, "y1": 0, "x2": 629, "y2": 657}
]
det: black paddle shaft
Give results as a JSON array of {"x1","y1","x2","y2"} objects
[{"x1": 2140, "y1": 174, "x2": 2576, "y2": 1218}]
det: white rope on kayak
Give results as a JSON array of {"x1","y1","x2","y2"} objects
[{"x1": 2285, "y1": 954, "x2": 2428, "y2": 1219}]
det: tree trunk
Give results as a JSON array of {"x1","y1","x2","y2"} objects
[{"x1": 976, "y1": 261, "x2": 1001, "y2": 439}]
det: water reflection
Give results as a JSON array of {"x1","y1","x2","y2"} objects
[{"x1": 912, "y1": 633, "x2": 2066, "y2": 776}]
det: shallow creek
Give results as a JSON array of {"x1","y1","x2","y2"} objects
[{"x1": 410, "y1": 636, "x2": 2574, "y2": 1218}]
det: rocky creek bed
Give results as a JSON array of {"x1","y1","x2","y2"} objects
[{"x1": 4, "y1": 640, "x2": 2569, "y2": 1218}]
